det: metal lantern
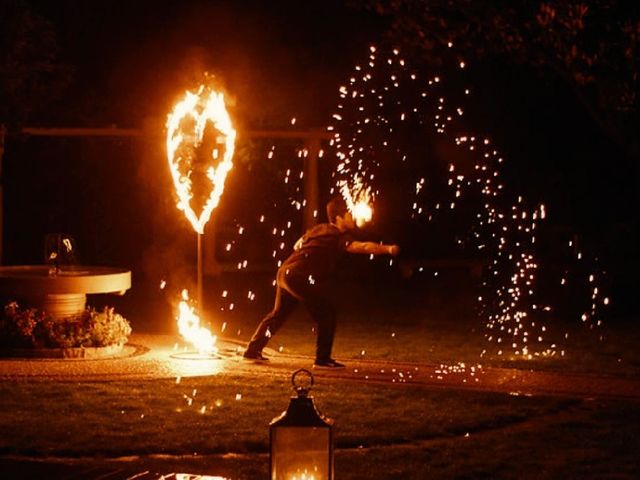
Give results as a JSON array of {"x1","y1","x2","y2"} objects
[{"x1": 270, "y1": 369, "x2": 334, "y2": 480}]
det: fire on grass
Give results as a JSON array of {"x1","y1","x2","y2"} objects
[{"x1": 176, "y1": 289, "x2": 218, "y2": 355}]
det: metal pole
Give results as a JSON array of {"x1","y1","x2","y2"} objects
[
  {"x1": 0, "y1": 124, "x2": 5, "y2": 264},
  {"x1": 304, "y1": 134, "x2": 321, "y2": 229},
  {"x1": 197, "y1": 232, "x2": 203, "y2": 312}
]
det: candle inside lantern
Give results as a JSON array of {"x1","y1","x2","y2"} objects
[
  {"x1": 289, "y1": 472, "x2": 316, "y2": 480},
  {"x1": 272, "y1": 426, "x2": 329, "y2": 480}
]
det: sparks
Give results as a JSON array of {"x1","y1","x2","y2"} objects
[{"x1": 339, "y1": 175, "x2": 373, "y2": 227}]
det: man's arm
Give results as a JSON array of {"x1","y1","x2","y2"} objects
[{"x1": 346, "y1": 241, "x2": 400, "y2": 256}]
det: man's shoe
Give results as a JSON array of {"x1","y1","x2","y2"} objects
[
  {"x1": 243, "y1": 350, "x2": 269, "y2": 361},
  {"x1": 313, "y1": 358, "x2": 345, "y2": 369}
]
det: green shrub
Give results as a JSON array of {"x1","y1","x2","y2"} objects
[{"x1": 0, "y1": 302, "x2": 131, "y2": 348}]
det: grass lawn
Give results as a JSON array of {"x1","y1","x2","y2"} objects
[
  {"x1": 0, "y1": 375, "x2": 638, "y2": 479},
  {"x1": 0, "y1": 374, "x2": 572, "y2": 456}
]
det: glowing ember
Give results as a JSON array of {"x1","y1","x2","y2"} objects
[
  {"x1": 339, "y1": 176, "x2": 373, "y2": 227},
  {"x1": 176, "y1": 289, "x2": 218, "y2": 353},
  {"x1": 166, "y1": 83, "x2": 237, "y2": 234}
]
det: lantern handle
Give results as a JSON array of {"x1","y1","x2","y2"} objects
[{"x1": 291, "y1": 368, "x2": 314, "y2": 396}]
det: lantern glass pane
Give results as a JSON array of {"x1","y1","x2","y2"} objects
[{"x1": 272, "y1": 426, "x2": 330, "y2": 480}]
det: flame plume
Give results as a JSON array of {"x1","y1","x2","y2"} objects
[
  {"x1": 339, "y1": 176, "x2": 373, "y2": 227},
  {"x1": 177, "y1": 289, "x2": 217, "y2": 354},
  {"x1": 166, "y1": 84, "x2": 236, "y2": 234}
]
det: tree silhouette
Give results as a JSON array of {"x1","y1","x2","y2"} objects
[
  {"x1": 0, "y1": 0, "x2": 70, "y2": 127},
  {"x1": 349, "y1": 0, "x2": 640, "y2": 160}
]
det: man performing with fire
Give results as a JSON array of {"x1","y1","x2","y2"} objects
[{"x1": 243, "y1": 196, "x2": 399, "y2": 368}]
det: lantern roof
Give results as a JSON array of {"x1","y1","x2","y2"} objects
[
  {"x1": 271, "y1": 369, "x2": 334, "y2": 428},
  {"x1": 270, "y1": 395, "x2": 333, "y2": 428}
]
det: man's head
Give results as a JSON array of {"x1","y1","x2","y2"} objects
[{"x1": 326, "y1": 196, "x2": 349, "y2": 224}]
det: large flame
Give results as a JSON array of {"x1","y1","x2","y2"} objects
[
  {"x1": 177, "y1": 289, "x2": 218, "y2": 353},
  {"x1": 339, "y1": 176, "x2": 373, "y2": 227},
  {"x1": 166, "y1": 84, "x2": 237, "y2": 234}
]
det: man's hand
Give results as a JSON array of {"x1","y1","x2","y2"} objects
[
  {"x1": 347, "y1": 241, "x2": 400, "y2": 256},
  {"x1": 387, "y1": 245, "x2": 400, "y2": 256}
]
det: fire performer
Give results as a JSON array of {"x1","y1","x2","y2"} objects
[{"x1": 243, "y1": 196, "x2": 400, "y2": 368}]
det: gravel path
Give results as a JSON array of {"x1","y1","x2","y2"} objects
[{"x1": 2, "y1": 333, "x2": 639, "y2": 400}]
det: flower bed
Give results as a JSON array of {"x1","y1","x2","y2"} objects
[{"x1": 0, "y1": 302, "x2": 131, "y2": 349}]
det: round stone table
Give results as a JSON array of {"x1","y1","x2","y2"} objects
[{"x1": 0, "y1": 265, "x2": 131, "y2": 318}]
